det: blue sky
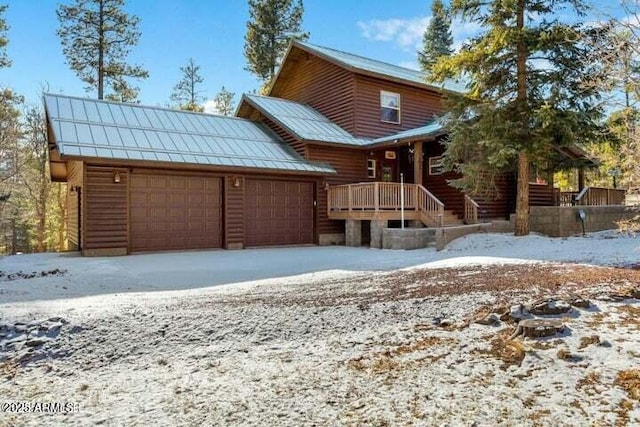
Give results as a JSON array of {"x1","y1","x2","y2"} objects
[{"x1": 0, "y1": 0, "x2": 628, "y2": 111}]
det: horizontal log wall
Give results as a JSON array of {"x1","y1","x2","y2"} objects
[
  {"x1": 308, "y1": 145, "x2": 368, "y2": 235},
  {"x1": 353, "y1": 75, "x2": 444, "y2": 139},
  {"x1": 271, "y1": 47, "x2": 356, "y2": 133},
  {"x1": 225, "y1": 175, "x2": 244, "y2": 249},
  {"x1": 261, "y1": 117, "x2": 307, "y2": 158},
  {"x1": 83, "y1": 166, "x2": 129, "y2": 252},
  {"x1": 422, "y1": 141, "x2": 514, "y2": 220},
  {"x1": 529, "y1": 183, "x2": 555, "y2": 206}
]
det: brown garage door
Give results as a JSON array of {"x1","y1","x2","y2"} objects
[
  {"x1": 130, "y1": 174, "x2": 222, "y2": 252},
  {"x1": 245, "y1": 179, "x2": 314, "y2": 247}
]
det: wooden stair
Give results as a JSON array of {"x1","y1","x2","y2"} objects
[{"x1": 441, "y1": 209, "x2": 464, "y2": 227}]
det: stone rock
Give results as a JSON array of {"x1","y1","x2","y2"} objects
[
  {"x1": 528, "y1": 298, "x2": 571, "y2": 315},
  {"x1": 475, "y1": 313, "x2": 501, "y2": 326},
  {"x1": 511, "y1": 319, "x2": 565, "y2": 339},
  {"x1": 25, "y1": 337, "x2": 50, "y2": 348},
  {"x1": 504, "y1": 304, "x2": 529, "y2": 322},
  {"x1": 567, "y1": 295, "x2": 591, "y2": 309},
  {"x1": 13, "y1": 323, "x2": 27, "y2": 333}
]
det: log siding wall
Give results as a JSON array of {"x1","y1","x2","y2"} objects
[
  {"x1": 225, "y1": 175, "x2": 245, "y2": 249},
  {"x1": 271, "y1": 50, "x2": 356, "y2": 133},
  {"x1": 307, "y1": 144, "x2": 368, "y2": 235},
  {"x1": 261, "y1": 117, "x2": 307, "y2": 157},
  {"x1": 83, "y1": 166, "x2": 129, "y2": 253},
  {"x1": 353, "y1": 75, "x2": 444, "y2": 139}
]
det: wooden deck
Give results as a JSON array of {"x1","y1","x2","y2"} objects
[
  {"x1": 560, "y1": 187, "x2": 626, "y2": 206},
  {"x1": 327, "y1": 182, "x2": 478, "y2": 227}
]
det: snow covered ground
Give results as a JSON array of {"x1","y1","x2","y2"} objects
[{"x1": 0, "y1": 231, "x2": 639, "y2": 426}]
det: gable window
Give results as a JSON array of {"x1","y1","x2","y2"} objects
[
  {"x1": 367, "y1": 159, "x2": 376, "y2": 179},
  {"x1": 380, "y1": 91, "x2": 400, "y2": 124},
  {"x1": 429, "y1": 156, "x2": 444, "y2": 175}
]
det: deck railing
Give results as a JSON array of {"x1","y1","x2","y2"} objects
[
  {"x1": 464, "y1": 194, "x2": 479, "y2": 224},
  {"x1": 573, "y1": 187, "x2": 626, "y2": 206},
  {"x1": 327, "y1": 182, "x2": 444, "y2": 227}
]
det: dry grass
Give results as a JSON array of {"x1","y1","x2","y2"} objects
[
  {"x1": 477, "y1": 329, "x2": 526, "y2": 368},
  {"x1": 346, "y1": 335, "x2": 455, "y2": 375},
  {"x1": 0, "y1": 360, "x2": 18, "y2": 380},
  {"x1": 579, "y1": 335, "x2": 601, "y2": 349},
  {"x1": 615, "y1": 369, "x2": 640, "y2": 400},
  {"x1": 615, "y1": 399, "x2": 634, "y2": 427},
  {"x1": 576, "y1": 371, "x2": 602, "y2": 396}
]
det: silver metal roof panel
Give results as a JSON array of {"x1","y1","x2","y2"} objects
[
  {"x1": 45, "y1": 93, "x2": 335, "y2": 175},
  {"x1": 242, "y1": 94, "x2": 372, "y2": 147}
]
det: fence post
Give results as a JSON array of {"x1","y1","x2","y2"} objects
[{"x1": 348, "y1": 185, "x2": 352, "y2": 212}]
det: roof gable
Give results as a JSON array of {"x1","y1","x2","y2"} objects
[
  {"x1": 44, "y1": 94, "x2": 335, "y2": 175},
  {"x1": 270, "y1": 41, "x2": 466, "y2": 96}
]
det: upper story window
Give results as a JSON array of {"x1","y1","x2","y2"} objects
[{"x1": 380, "y1": 91, "x2": 400, "y2": 124}]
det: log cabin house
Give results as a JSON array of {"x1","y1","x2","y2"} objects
[{"x1": 46, "y1": 41, "x2": 610, "y2": 255}]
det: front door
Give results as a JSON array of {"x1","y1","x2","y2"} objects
[{"x1": 378, "y1": 149, "x2": 398, "y2": 182}]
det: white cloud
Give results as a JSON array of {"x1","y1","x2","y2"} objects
[
  {"x1": 203, "y1": 99, "x2": 219, "y2": 115},
  {"x1": 357, "y1": 17, "x2": 430, "y2": 51},
  {"x1": 357, "y1": 16, "x2": 482, "y2": 52}
]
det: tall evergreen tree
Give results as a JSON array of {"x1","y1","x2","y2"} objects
[
  {"x1": 419, "y1": 0, "x2": 453, "y2": 73},
  {"x1": 432, "y1": 1, "x2": 606, "y2": 236},
  {"x1": 171, "y1": 58, "x2": 205, "y2": 112},
  {"x1": 0, "y1": 4, "x2": 10, "y2": 69},
  {"x1": 57, "y1": 0, "x2": 148, "y2": 101},
  {"x1": 244, "y1": 0, "x2": 308, "y2": 88},
  {"x1": 212, "y1": 86, "x2": 236, "y2": 116}
]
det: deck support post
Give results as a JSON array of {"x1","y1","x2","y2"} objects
[
  {"x1": 370, "y1": 220, "x2": 387, "y2": 249},
  {"x1": 345, "y1": 219, "x2": 361, "y2": 247}
]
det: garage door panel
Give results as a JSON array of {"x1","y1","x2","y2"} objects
[
  {"x1": 130, "y1": 173, "x2": 222, "y2": 252},
  {"x1": 245, "y1": 179, "x2": 314, "y2": 247}
]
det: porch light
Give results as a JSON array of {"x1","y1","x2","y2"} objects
[
  {"x1": 233, "y1": 177, "x2": 241, "y2": 188},
  {"x1": 113, "y1": 172, "x2": 121, "y2": 183}
]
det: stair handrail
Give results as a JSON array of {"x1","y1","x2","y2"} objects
[
  {"x1": 574, "y1": 187, "x2": 590, "y2": 205},
  {"x1": 417, "y1": 184, "x2": 444, "y2": 227},
  {"x1": 464, "y1": 194, "x2": 479, "y2": 224}
]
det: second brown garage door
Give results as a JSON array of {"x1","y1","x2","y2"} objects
[
  {"x1": 130, "y1": 174, "x2": 222, "y2": 252},
  {"x1": 245, "y1": 179, "x2": 314, "y2": 247}
]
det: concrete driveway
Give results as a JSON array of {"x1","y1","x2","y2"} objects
[{"x1": 0, "y1": 246, "x2": 440, "y2": 303}]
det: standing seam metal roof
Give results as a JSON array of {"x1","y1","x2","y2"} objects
[
  {"x1": 370, "y1": 122, "x2": 445, "y2": 145},
  {"x1": 44, "y1": 94, "x2": 335, "y2": 175},
  {"x1": 242, "y1": 94, "x2": 372, "y2": 146}
]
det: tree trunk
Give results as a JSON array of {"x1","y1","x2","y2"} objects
[
  {"x1": 514, "y1": 0, "x2": 529, "y2": 236},
  {"x1": 515, "y1": 151, "x2": 530, "y2": 235}
]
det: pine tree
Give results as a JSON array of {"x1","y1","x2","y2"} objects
[
  {"x1": 0, "y1": 4, "x2": 10, "y2": 69},
  {"x1": 57, "y1": 0, "x2": 148, "y2": 101},
  {"x1": 20, "y1": 106, "x2": 49, "y2": 252},
  {"x1": 171, "y1": 58, "x2": 205, "y2": 112},
  {"x1": 212, "y1": 86, "x2": 236, "y2": 116},
  {"x1": 419, "y1": 0, "x2": 453, "y2": 74},
  {"x1": 432, "y1": 1, "x2": 606, "y2": 236},
  {"x1": 244, "y1": 0, "x2": 308, "y2": 87}
]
